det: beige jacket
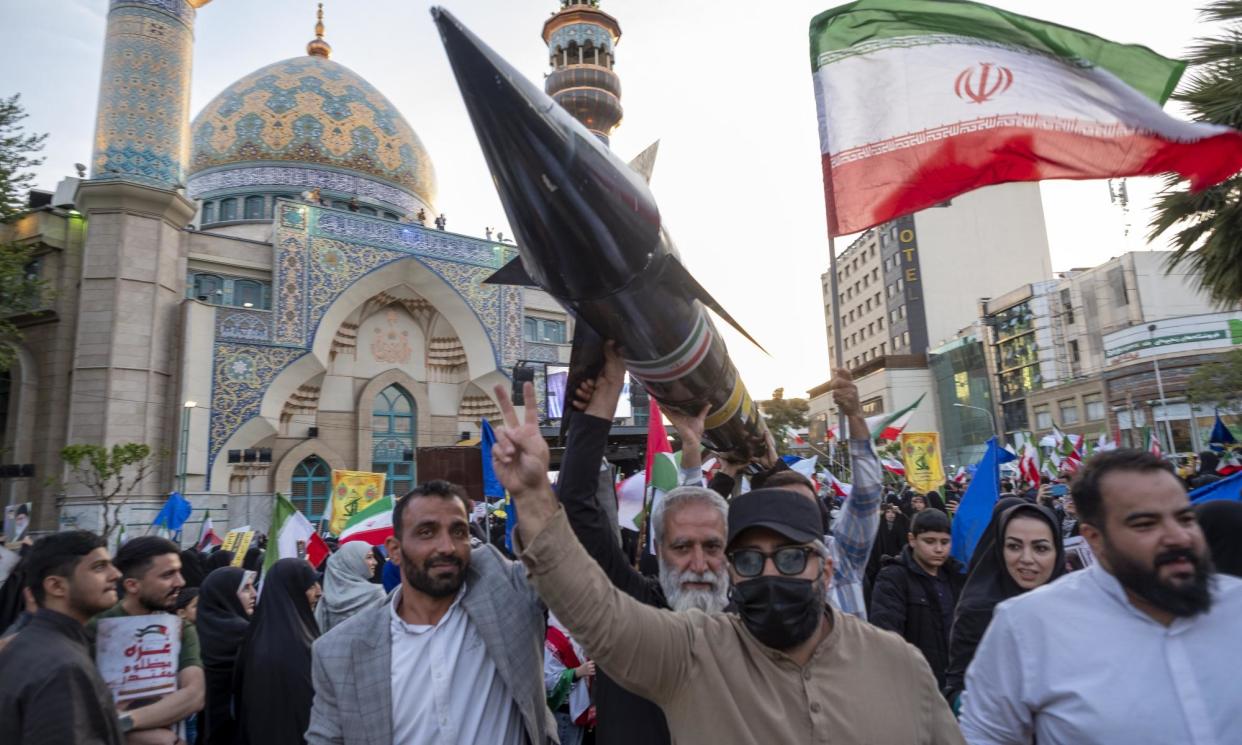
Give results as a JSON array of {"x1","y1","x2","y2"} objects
[{"x1": 521, "y1": 508, "x2": 965, "y2": 745}]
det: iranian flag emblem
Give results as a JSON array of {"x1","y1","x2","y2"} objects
[{"x1": 810, "y1": 0, "x2": 1242, "y2": 236}]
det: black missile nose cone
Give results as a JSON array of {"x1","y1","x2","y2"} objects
[{"x1": 432, "y1": 7, "x2": 660, "y2": 302}]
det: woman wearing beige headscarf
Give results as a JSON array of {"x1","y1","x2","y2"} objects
[{"x1": 314, "y1": 541, "x2": 386, "y2": 632}]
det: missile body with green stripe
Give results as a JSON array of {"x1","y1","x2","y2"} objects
[{"x1": 432, "y1": 8, "x2": 770, "y2": 461}]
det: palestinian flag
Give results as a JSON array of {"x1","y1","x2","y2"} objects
[
  {"x1": 339, "y1": 494, "x2": 395, "y2": 546},
  {"x1": 266, "y1": 493, "x2": 330, "y2": 571},
  {"x1": 810, "y1": 0, "x2": 1242, "y2": 236}
]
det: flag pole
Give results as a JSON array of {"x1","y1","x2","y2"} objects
[{"x1": 826, "y1": 232, "x2": 849, "y2": 451}]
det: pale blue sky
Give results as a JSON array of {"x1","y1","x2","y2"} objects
[{"x1": 2, "y1": 0, "x2": 1208, "y2": 397}]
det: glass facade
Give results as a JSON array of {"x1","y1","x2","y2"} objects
[{"x1": 929, "y1": 336, "x2": 993, "y2": 467}]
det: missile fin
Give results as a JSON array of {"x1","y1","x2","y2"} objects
[
  {"x1": 483, "y1": 257, "x2": 538, "y2": 287},
  {"x1": 560, "y1": 321, "x2": 606, "y2": 441},
  {"x1": 628, "y1": 140, "x2": 661, "y2": 184},
  {"x1": 662, "y1": 257, "x2": 770, "y2": 355}
]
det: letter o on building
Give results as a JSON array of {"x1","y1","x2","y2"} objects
[{"x1": 899, "y1": 229, "x2": 915, "y2": 243}]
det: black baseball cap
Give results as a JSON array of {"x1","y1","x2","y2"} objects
[{"x1": 727, "y1": 488, "x2": 823, "y2": 550}]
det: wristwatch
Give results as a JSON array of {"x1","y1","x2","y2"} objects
[{"x1": 118, "y1": 713, "x2": 135, "y2": 733}]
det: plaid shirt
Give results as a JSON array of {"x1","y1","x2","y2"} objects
[{"x1": 828, "y1": 440, "x2": 882, "y2": 620}]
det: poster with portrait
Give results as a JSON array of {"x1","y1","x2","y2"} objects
[
  {"x1": 1063, "y1": 536, "x2": 1096, "y2": 572},
  {"x1": 95, "y1": 615, "x2": 182, "y2": 703},
  {"x1": 3, "y1": 502, "x2": 31, "y2": 544},
  {"x1": 899, "y1": 433, "x2": 946, "y2": 494}
]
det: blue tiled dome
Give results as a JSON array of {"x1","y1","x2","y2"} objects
[{"x1": 187, "y1": 55, "x2": 436, "y2": 214}]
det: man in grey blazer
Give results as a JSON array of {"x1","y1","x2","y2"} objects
[{"x1": 306, "y1": 480, "x2": 556, "y2": 745}]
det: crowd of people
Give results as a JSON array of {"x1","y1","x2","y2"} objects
[{"x1": 1, "y1": 343, "x2": 1241, "y2": 744}]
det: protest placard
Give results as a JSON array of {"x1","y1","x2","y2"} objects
[
  {"x1": 3, "y1": 502, "x2": 31, "y2": 544},
  {"x1": 95, "y1": 615, "x2": 181, "y2": 702}
]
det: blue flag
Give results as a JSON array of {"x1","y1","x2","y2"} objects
[
  {"x1": 480, "y1": 418, "x2": 505, "y2": 498},
  {"x1": 152, "y1": 492, "x2": 193, "y2": 534},
  {"x1": 1209, "y1": 412, "x2": 1237, "y2": 449},
  {"x1": 950, "y1": 438, "x2": 1017, "y2": 568},
  {"x1": 1190, "y1": 470, "x2": 1242, "y2": 504}
]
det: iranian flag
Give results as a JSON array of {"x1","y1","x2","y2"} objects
[
  {"x1": 195, "y1": 510, "x2": 222, "y2": 552},
  {"x1": 826, "y1": 471, "x2": 853, "y2": 498},
  {"x1": 1018, "y1": 438, "x2": 1041, "y2": 489},
  {"x1": 1148, "y1": 428, "x2": 1164, "y2": 458},
  {"x1": 339, "y1": 494, "x2": 395, "y2": 546},
  {"x1": 827, "y1": 393, "x2": 924, "y2": 442},
  {"x1": 881, "y1": 458, "x2": 906, "y2": 478},
  {"x1": 265, "y1": 493, "x2": 330, "y2": 572},
  {"x1": 810, "y1": 0, "x2": 1242, "y2": 236}
]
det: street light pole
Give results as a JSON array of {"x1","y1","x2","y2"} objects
[
  {"x1": 954, "y1": 402, "x2": 1001, "y2": 444},
  {"x1": 1147, "y1": 324, "x2": 1177, "y2": 457}
]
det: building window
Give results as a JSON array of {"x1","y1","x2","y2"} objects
[
  {"x1": 244, "y1": 195, "x2": 265, "y2": 219},
  {"x1": 291, "y1": 456, "x2": 331, "y2": 522},
  {"x1": 1069, "y1": 339, "x2": 1080, "y2": 363},
  {"x1": 383, "y1": 211, "x2": 400, "y2": 221},
  {"x1": 880, "y1": 342, "x2": 886, "y2": 355},
  {"x1": 233, "y1": 279, "x2": 264, "y2": 309},
  {"x1": 219, "y1": 198, "x2": 237, "y2": 221},
  {"x1": 201, "y1": 201, "x2": 215, "y2": 224},
  {"x1": 372, "y1": 385, "x2": 416, "y2": 497},
  {"x1": 1034, "y1": 404, "x2": 1052, "y2": 430},
  {"x1": 192, "y1": 273, "x2": 224, "y2": 302},
  {"x1": 1084, "y1": 393, "x2": 1106, "y2": 421},
  {"x1": 523, "y1": 316, "x2": 567, "y2": 344},
  {"x1": 357, "y1": 206, "x2": 377, "y2": 216},
  {"x1": 1060, "y1": 399, "x2": 1080, "y2": 425},
  {"x1": 1061, "y1": 288, "x2": 1075, "y2": 325}
]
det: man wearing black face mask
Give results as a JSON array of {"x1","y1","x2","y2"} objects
[{"x1": 492, "y1": 380, "x2": 963, "y2": 745}]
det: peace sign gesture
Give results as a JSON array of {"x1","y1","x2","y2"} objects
[{"x1": 491, "y1": 382, "x2": 551, "y2": 496}]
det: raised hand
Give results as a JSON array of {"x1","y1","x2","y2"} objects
[
  {"x1": 492, "y1": 382, "x2": 551, "y2": 495},
  {"x1": 571, "y1": 340, "x2": 627, "y2": 421}
]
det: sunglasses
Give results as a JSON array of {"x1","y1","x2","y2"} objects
[{"x1": 728, "y1": 546, "x2": 817, "y2": 578}]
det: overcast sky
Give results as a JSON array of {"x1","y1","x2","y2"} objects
[{"x1": 4, "y1": 0, "x2": 1210, "y2": 400}]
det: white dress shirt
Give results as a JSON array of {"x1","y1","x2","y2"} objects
[
  {"x1": 389, "y1": 584, "x2": 523, "y2": 745},
  {"x1": 961, "y1": 563, "x2": 1242, "y2": 745}
]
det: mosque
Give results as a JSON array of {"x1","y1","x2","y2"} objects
[{"x1": 0, "y1": 0, "x2": 627, "y2": 536}]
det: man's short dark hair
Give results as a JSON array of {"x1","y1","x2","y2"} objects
[
  {"x1": 25, "y1": 531, "x2": 106, "y2": 604},
  {"x1": 112, "y1": 536, "x2": 181, "y2": 581},
  {"x1": 910, "y1": 508, "x2": 951, "y2": 535},
  {"x1": 1071, "y1": 449, "x2": 1178, "y2": 527},
  {"x1": 761, "y1": 470, "x2": 816, "y2": 494},
  {"x1": 392, "y1": 480, "x2": 472, "y2": 537}
]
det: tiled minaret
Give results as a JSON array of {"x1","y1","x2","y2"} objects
[{"x1": 542, "y1": 0, "x2": 623, "y2": 145}]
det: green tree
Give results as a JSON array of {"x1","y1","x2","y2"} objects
[
  {"x1": 0, "y1": 241, "x2": 47, "y2": 370},
  {"x1": 760, "y1": 388, "x2": 810, "y2": 453},
  {"x1": 1187, "y1": 348, "x2": 1242, "y2": 413},
  {"x1": 60, "y1": 443, "x2": 160, "y2": 543},
  {"x1": 0, "y1": 94, "x2": 49, "y2": 371},
  {"x1": 0, "y1": 94, "x2": 47, "y2": 219},
  {"x1": 1149, "y1": 2, "x2": 1242, "y2": 304}
]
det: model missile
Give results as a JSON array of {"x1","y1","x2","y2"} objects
[{"x1": 431, "y1": 8, "x2": 771, "y2": 461}]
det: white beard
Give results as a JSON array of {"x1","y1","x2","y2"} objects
[{"x1": 658, "y1": 557, "x2": 730, "y2": 613}]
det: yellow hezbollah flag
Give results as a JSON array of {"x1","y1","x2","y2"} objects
[
  {"x1": 328, "y1": 470, "x2": 386, "y2": 535},
  {"x1": 900, "y1": 432, "x2": 945, "y2": 495}
]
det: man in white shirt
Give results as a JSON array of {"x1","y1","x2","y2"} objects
[
  {"x1": 961, "y1": 449, "x2": 1242, "y2": 745},
  {"x1": 306, "y1": 480, "x2": 555, "y2": 745}
]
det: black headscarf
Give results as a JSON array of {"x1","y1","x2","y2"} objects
[
  {"x1": 964, "y1": 497, "x2": 1027, "y2": 577},
  {"x1": 1196, "y1": 500, "x2": 1242, "y2": 578},
  {"x1": 234, "y1": 559, "x2": 321, "y2": 745},
  {"x1": 874, "y1": 509, "x2": 911, "y2": 559},
  {"x1": 179, "y1": 549, "x2": 207, "y2": 588},
  {"x1": 945, "y1": 503, "x2": 1065, "y2": 700},
  {"x1": 197, "y1": 567, "x2": 252, "y2": 745},
  {"x1": 204, "y1": 550, "x2": 234, "y2": 573},
  {"x1": 242, "y1": 547, "x2": 264, "y2": 574}
]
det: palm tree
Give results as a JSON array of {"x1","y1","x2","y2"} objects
[{"x1": 1149, "y1": 1, "x2": 1242, "y2": 305}]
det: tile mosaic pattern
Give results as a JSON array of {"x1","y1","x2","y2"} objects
[
  {"x1": 206, "y1": 202, "x2": 522, "y2": 482},
  {"x1": 186, "y1": 164, "x2": 422, "y2": 214},
  {"x1": 91, "y1": 0, "x2": 195, "y2": 187},
  {"x1": 189, "y1": 56, "x2": 436, "y2": 206}
]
